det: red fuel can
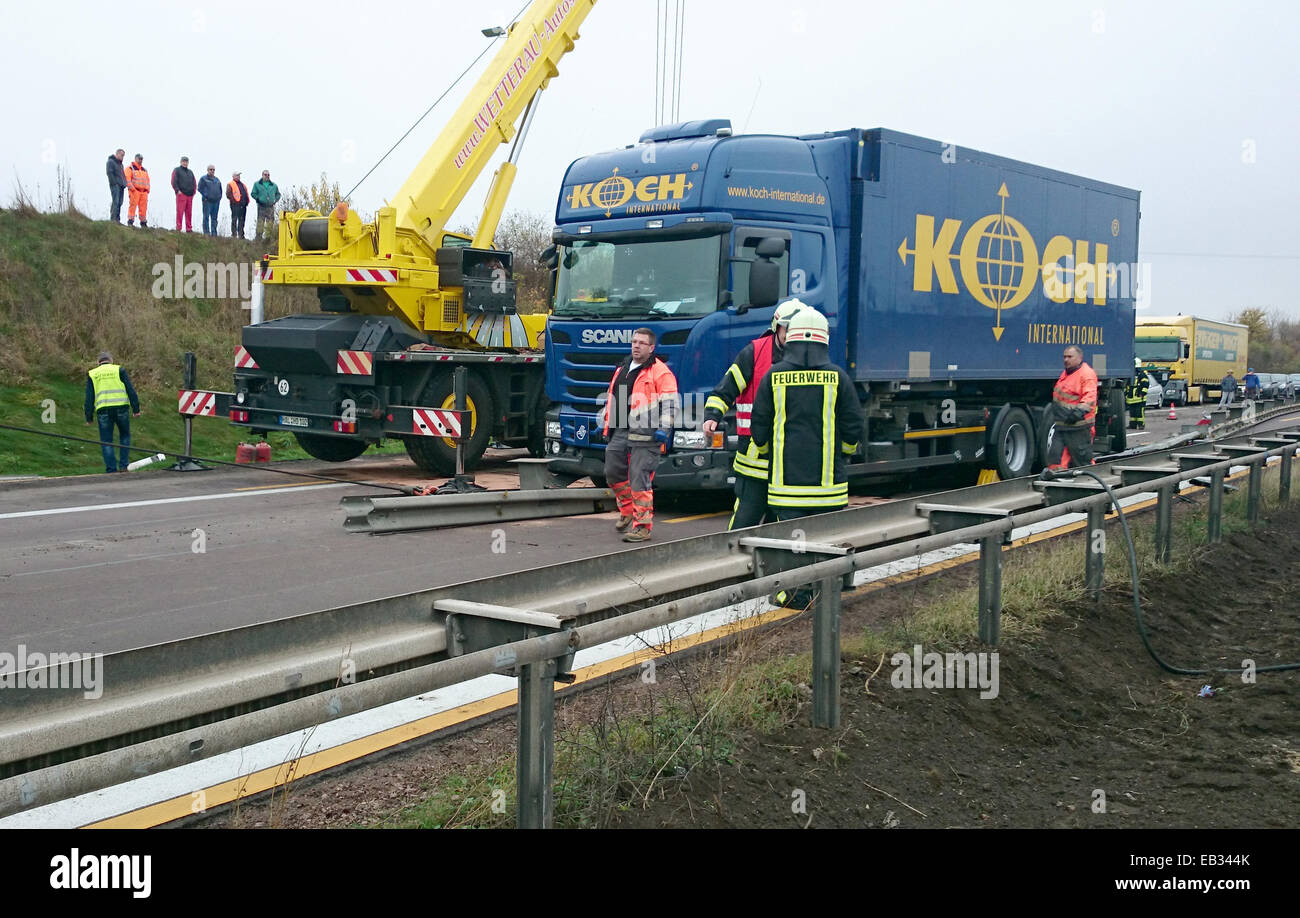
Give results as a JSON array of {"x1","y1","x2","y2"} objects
[
  {"x1": 255, "y1": 441, "x2": 272, "y2": 463},
  {"x1": 235, "y1": 442, "x2": 256, "y2": 464}
]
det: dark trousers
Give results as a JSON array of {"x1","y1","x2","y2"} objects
[
  {"x1": 202, "y1": 199, "x2": 220, "y2": 235},
  {"x1": 256, "y1": 203, "x2": 275, "y2": 239},
  {"x1": 1127, "y1": 400, "x2": 1145, "y2": 429},
  {"x1": 96, "y1": 406, "x2": 131, "y2": 472},
  {"x1": 728, "y1": 473, "x2": 770, "y2": 529},
  {"x1": 231, "y1": 204, "x2": 247, "y2": 238},
  {"x1": 1047, "y1": 423, "x2": 1094, "y2": 469},
  {"x1": 109, "y1": 185, "x2": 124, "y2": 222}
]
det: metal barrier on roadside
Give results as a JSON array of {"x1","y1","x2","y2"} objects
[{"x1": 4, "y1": 414, "x2": 1300, "y2": 826}]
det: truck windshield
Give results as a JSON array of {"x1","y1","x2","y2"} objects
[
  {"x1": 553, "y1": 235, "x2": 721, "y2": 318},
  {"x1": 1135, "y1": 340, "x2": 1180, "y2": 361}
]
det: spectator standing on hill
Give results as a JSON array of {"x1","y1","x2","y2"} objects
[
  {"x1": 198, "y1": 165, "x2": 222, "y2": 236},
  {"x1": 171, "y1": 156, "x2": 197, "y2": 232},
  {"x1": 226, "y1": 172, "x2": 250, "y2": 238},
  {"x1": 252, "y1": 170, "x2": 281, "y2": 240},
  {"x1": 125, "y1": 154, "x2": 150, "y2": 227},
  {"x1": 106, "y1": 149, "x2": 127, "y2": 223},
  {"x1": 84, "y1": 351, "x2": 141, "y2": 474}
]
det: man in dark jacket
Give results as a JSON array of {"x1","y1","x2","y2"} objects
[
  {"x1": 171, "y1": 156, "x2": 197, "y2": 232},
  {"x1": 750, "y1": 308, "x2": 862, "y2": 522},
  {"x1": 106, "y1": 149, "x2": 127, "y2": 223},
  {"x1": 226, "y1": 172, "x2": 250, "y2": 238},
  {"x1": 197, "y1": 165, "x2": 222, "y2": 236},
  {"x1": 251, "y1": 170, "x2": 281, "y2": 240},
  {"x1": 84, "y1": 351, "x2": 142, "y2": 474}
]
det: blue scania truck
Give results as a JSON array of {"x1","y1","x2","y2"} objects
[{"x1": 541, "y1": 119, "x2": 1139, "y2": 489}]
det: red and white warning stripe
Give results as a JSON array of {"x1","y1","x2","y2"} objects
[
  {"x1": 337, "y1": 350, "x2": 374, "y2": 375},
  {"x1": 346, "y1": 268, "x2": 398, "y2": 283},
  {"x1": 412, "y1": 408, "x2": 462, "y2": 439},
  {"x1": 235, "y1": 345, "x2": 259, "y2": 369},
  {"x1": 262, "y1": 268, "x2": 274, "y2": 281},
  {"x1": 178, "y1": 390, "x2": 216, "y2": 417}
]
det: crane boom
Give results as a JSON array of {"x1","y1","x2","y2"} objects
[{"x1": 265, "y1": 0, "x2": 596, "y2": 341}]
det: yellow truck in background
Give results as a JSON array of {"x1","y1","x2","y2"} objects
[{"x1": 1135, "y1": 315, "x2": 1248, "y2": 406}]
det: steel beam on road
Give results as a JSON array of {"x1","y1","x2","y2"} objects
[
  {"x1": 812, "y1": 577, "x2": 842, "y2": 729},
  {"x1": 1208, "y1": 469, "x2": 1225, "y2": 543},
  {"x1": 1247, "y1": 461, "x2": 1263, "y2": 523},
  {"x1": 977, "y1": 535, "x2": 1002, "y2": 645},
  {"x1": 340, "y1": 487, "x2": 616, "y2": 533},
  {"x1": 1086, "y1": 504, "x2": 1105, "y2": 602}
]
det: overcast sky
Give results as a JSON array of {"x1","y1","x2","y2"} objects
[{"x1": 5, "y1": 0, "x2": 1297, "y2": 322}]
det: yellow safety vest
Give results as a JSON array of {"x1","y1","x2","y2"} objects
[{"x1": 89, "y1": 363, "x2": 130, "y2": 411}]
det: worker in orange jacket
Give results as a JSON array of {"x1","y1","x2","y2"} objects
[
  {"x1": 1046, "y1": 344, "x2": 1098, "y2": 470},
  {"x1": 124, "y1": 154, "x2": 150, "y2": 227},
  {"x1": 600, "y1": 327, "x2": 679, "y2": 542}
]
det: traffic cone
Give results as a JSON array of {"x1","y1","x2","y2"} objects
[{"x1": 1167, "y1": 407, "x2": 1178, "y2": 420}]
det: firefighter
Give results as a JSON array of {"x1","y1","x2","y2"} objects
[
  {"x1": 124, "y1": 154, "x2": 150, "y2": 228},
  {"x1": 749, "y1": 308, "x2": 862, "y2": 521},
  {"x1": 1046, "y1": 344, "x2": 1098, "y2": 471},
  {"x1": 1126, "y1": 356, "x2": 1149, "y2": 430},
  {"x1": 600, "y1": 327, "x2": 679, "y2": 542},
  {"x1": 702, "y1": 297, "x2": 807, "y2": 528}
]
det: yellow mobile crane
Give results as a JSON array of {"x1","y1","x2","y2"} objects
[{"x1": 206, "y1": 0, "x2": 595, "y2": 475}]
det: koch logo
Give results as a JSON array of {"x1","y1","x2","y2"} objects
[{"x1": 580, "y1": 328, "x2": 635, "y2": 345}]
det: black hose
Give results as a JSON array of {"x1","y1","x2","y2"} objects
[
  {"x1": 0, "y1": 423, "x2": 414, "y2": 494},
  {"x1": 1063, "y1": 466, "x2": 1300, "y2": 675}
]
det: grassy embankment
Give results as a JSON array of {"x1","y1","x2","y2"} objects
[
  {"x1": 356, "y1": 460, "x2": 1285, "y2": 828},
  {"x1": 0, "y1": 208, "x2": 404, "y2": 476}
]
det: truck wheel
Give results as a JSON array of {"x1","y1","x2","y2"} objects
[
  {"x1": 403, "y1": 371, "x2": 494, "y2": 476},
  {"x1": 293, "y1": 432, "x2": 368, "y2": 462},
  {"x1": 991, "y1": 407, "x2": 1034, "y2": 479},
  {"x1": 1107, "y1": 389, "x2": 1127, "y2": 452}
]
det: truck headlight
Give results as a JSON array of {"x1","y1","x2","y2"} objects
[
  {"x1": 546, "y1": 421, "x2": 561, "y2": 438},
  {"x1": 673, "y1": 431, "x2": 707, "y2": 449}
]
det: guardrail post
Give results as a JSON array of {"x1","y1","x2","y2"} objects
[
  {"x1": 516, "y1": 659, "x2": 556, "y2": 829},
  {"x1": 1247, "y1": 460, "x2": 1262, "y2": 524},
  {"x1": 1155, "y1": 485, "x2": 1173, "y2": 563},
  {"x1": 1280, "y1": 448, "x2": 1292, "y2": 505},
  {"x1": 1208, "y1": 469, "x2": 1225, "y2": 543},
  {"x1": 1086, "y1": 503, "x2": 1105, "y2": 602},
  {"x1": 977, "y1": 535, "x2": 1002, "y2": 645},
  {"x1": 812, "y1": 577, "x2": 842, "y2": 729}
]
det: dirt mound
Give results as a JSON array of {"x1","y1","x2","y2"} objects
[{"x1": 618, "y1": 511, "x2": 1300, "y2": 829}]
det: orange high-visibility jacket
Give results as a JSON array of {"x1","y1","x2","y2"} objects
[
  {"x1": 601, "y1": 355, "x2": 678, "y2": 438},
  {"x1": 227, "y1": 181, "x2": 243, "y2": 203},
  {"x1": 125, "y1": 163, "x2": 150, "y2": 192},
  {"x1": 1053, "y1": 363, "x2": 1098, "y2": 426}
]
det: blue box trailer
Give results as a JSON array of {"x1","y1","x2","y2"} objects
[{"x1": 542, "y1": 119, "x2": 1140, "y2": 488}]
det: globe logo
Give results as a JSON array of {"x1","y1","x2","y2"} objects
[
  {"x1": 593, "y1": 175, "x2": 633, "y2": 212},
  {"x1": 958, "y1": 187, "x2": 1039, "y2": 314}
]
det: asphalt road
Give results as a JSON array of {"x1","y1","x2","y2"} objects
[{"x1": 0, "y1": 450, "x2": 734, "y2": 657}]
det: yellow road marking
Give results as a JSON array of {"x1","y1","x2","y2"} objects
[
  {"x1": 665, "y1": 511, "x2": 730, "y2": 523},
  {"x1": 233, "y1": 480, "x2": 327, "y2": 492}
]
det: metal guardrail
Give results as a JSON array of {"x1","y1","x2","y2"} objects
[
  {"x1": 3, "y1": 410, "x2": 1300, "y2": 823},
  {"x1": 341, "y1": 487, "x2": 616, "y2": 532}
]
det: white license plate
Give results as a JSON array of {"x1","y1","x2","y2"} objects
[{"x1": 279, "y1": 415, "x2": 309, "y2": 428}]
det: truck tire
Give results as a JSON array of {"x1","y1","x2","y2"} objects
[
  {"x1": 1107, "y1": 388, "x2": 1127, "y2": 453},
  {"x1": 990, "y1": 407, "x2": 1035, "y2": 479},
  {"x1": 293, "y1": 432, "x2": 368, "y2": 462},
  {"x1": 403, "y1": 371, "x2": 494, "y2": 476}
]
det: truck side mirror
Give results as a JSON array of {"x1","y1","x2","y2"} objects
[
  {"x1": 748, "y1": 259, "x2": 780, "y2": 310},
  {"x1": 1183, "y1": 344, "x2": 1190, "y2": 359},
  {"x1": 755, "y1": 237, "x2": 786, "y2": 258},
  {"x1": 538, "y1": 244, "x2": 557, "y2": 269}
]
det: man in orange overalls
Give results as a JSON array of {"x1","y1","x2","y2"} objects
[
  {"x1": 125, "y1": 154, "x2": 150, "y2": 227},
  {"x1": 1046, "y1": 344, "x2": 1098, "y2": 470}
]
